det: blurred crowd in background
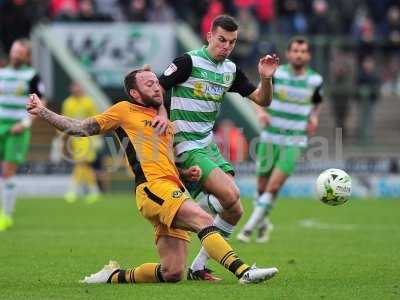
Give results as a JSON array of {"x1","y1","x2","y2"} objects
[
  {"x1": 1, "y1": 0, "x2": 399, "y2": 56},
  {"x1": 0, "y1": 0, "x2": 399, "y2": 146}
]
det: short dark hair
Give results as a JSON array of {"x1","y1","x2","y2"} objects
[
  {"x1": 287, "y1": 36, "x2": 310, "y2": 51},
  {"x1": 123, "y1": 65, "x2": 151, "y2": 97},
  {"x1": 211, "y1": 15, "x2": 238, "y2": 32}
]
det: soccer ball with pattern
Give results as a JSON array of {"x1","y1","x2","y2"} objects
[{"x1": 316, "y1": 168, "x2": 352, "y2": 206}]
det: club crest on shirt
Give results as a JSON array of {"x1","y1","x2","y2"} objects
[
  {"x1": 164, "y1": 63, "x2": 177, "y2": 76},
  {"x1": 223, "y1": 72, "x2": 234, "y2": 84},
  {"x1": 172, "y1": 190, "x2": 183, "y2": 198}
]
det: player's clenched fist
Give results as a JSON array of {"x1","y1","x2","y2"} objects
[
  {"x1": 183, "y1": 165, "x2": 202, "y2": 182},
  {"x1": 26, "y1": 93, "x2": 44, "y2": 115}
]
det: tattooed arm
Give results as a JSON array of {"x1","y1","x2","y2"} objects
[{"x1": 27, "y1": 93, "x2": 101, "y2": 136}]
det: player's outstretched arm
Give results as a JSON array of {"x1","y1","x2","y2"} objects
[
  {"x1": 248, "y1": 54, "x2": 279, "y2": 107},
  {"x1": 26, "y1": 93, "x2": 101, "y2": 137}
]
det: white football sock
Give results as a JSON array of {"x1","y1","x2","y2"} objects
[
  {"x1": 2, "y1": 177, "x2": 17, "y2": 217},
  {"x1": 242, "y1": 192, "x2": 274, "y2": 233},
  {"x1": 191, "y1": 214, "x2": 235, "y2": 272}
]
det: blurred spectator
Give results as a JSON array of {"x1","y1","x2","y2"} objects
[
  {"x1": 308, "y1": 0, "x2": 333, "y2": 35},
  {"x1": 168, "y1": 0, "x2": 195, "y2": 22},
  {"x1": 332, "y1": 0, "x2": 361, "y2": 34},
  {"x1": 50, "y1": 0, "x2": 79, "y2": 21},
  {"x1": 0, "y1": 0, "x2": 33, "y2": 52},
  {"x1": 233, "y1": 8, "x2": 259, "y2": 65},
  {"x1": 201, "y1": 0, "x2": 224, "y2": 40},
  {"x1": 233, "y1": 0, "x2": 255, "y2": 9},
  {"x1": 381, "y1": 5, "x2": 400, "y2": 50},
  {"x1": 147, "y1": 0, "x2": 175, "y2": 23},
  {"x1": 124, "y1": 0, "x2": 148, "y2": 22},
  {"x1": 329, "y1": 49, "x2": 355, "y2": 139},
  {"x1": 76, "y1": 0, "x2": 111, "y2": 22},
  {"x1": 366, "y1": 0, "x2": 394, "y2": 26},
  {"x1": 352, "y1": 7, "x2": 377, "y2": 59},
  {"x1": 92, "y1": 0, "x2": 124, "y2": 21},
  {"x1": 254, "y1": 0, "x2": 275, "y2": 34},
  {"x1": 215, "y1": 119, "x2": 249, "y2": 163},
  {"x1": 356, "y1": 56, "x2": 381, "y2": 144},
  {"x1": 277, "y1": 0, "x2": 307, "y2": 35}
]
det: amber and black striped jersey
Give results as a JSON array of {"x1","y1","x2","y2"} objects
[{"x1": 94, "y1": 101, "x2": 183, "y2": 188}]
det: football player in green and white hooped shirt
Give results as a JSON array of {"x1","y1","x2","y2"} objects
[
  {"x1": 158, "y1": 15, "x2": 279, "y2": 280},
  {"x1": 237, "y1": 37, "x2": 323, "y2": 243},
  {"x1": 0, "y1": 39, "x2": 45, "y2": 231}
]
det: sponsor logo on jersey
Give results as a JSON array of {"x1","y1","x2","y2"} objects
[
  {"x1": 193, "y1": 82, "x2": 205, "y2": 97},
  {"x1": 193, "y1": 82, "x2": 225, "y2": 99},
  {"x1": 204, "y1": 84, "x2": 225, "y2": 98},
  {"x1": 142, "y1": 119, "x2": 153, "y2": 127}
]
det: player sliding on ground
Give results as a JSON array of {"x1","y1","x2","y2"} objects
[{"x1": 26, "y1": 67, "x2": 278, "y2": 284}]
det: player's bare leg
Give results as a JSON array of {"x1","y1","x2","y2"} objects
[
  {"x1": 189, "y1": 168, "x2": 243, "y2": 279},
  {"x1": 0, "y1": 161, "x2": 18, "y2": 231},
  {"x1": 156, "y1": 236, "x2": 188, "y2": 282},
  {"x1": 81, "y1": 235, "x2": 189, "y2": 284},
  {"x1": 238, "y1": 168, "x2": 288, "y2": 242},
  {"x1": 174, "y1": 200, "x2": 278, "y2": 283}
]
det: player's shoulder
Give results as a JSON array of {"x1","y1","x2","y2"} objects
[
  {"x1": 223, "y1": 58, "x2": 237, "y2": 72},
  {"x1": 0, "y1": 65, "x2": 36, "y2": 78},
  {"x1": 186, "y1": 48, "x2": 203, "y2": 57},
  {"x1": 111, "y1": 100, "x2": 150, "y2": 114},
  {"x1": 111, "y1": 100, "x2": 131, "y2": 110},
  {"x1": 18, "y1": 65, "x2": 37, "y2": 77},
  {"x1": 306, "y1": 68, "x2": 323, "y2": 86}
]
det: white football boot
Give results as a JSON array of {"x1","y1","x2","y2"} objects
[
  {"x1": 80, "y1": 261, "x2": 120, "y2": 284},
  {"x1": 256, "y1": 218, "x2": 274, "y2": 243},
  {"x1": 236, "y1": 231, "x2": 252, "y2": 243},
  {"x1": 239, "y1": 264, "x2": 278, "y2": 284}
]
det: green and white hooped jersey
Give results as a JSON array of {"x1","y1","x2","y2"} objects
[
  {"x1": 170, "y1": 48, "x2": 236, "y2": 156},
  {"x1": 262, "y1": 64, "x2": 323, "y2": 147},
  {"x1": 0, "y1": 65, "x2": 37, "y2": 127}
]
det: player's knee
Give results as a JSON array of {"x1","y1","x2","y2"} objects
[
  {"x1": 221, "y1": 185, "x2": 240, "y2": 210},
  {"x1": 197, "y1": 210, "x2": 214, "y2": 229},
  {"x1": 226, "y1": 200, "x2": 243, "y2": 220},
  {"x1": 233, "y1": 202, "x2": 243, "y2": 218},
  {"x1": 191, "y1": 209, "x2": 214, "y2": 233},
  {"x1": 162, "y1": 268, "x2": 184, "y2": 283}
]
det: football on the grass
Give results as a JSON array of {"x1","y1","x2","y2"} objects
[{"x1": 316, "y1": 168, "x2": 352, "y2": 206}]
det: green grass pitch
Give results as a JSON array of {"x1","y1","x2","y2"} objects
[{"x1": 1, "y1": 195, "x2": 399, "y2": 300}]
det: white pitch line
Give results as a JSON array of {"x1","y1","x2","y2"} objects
[{"x1": 298, "y1": 219, "x2": 358, "y2": 231}]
